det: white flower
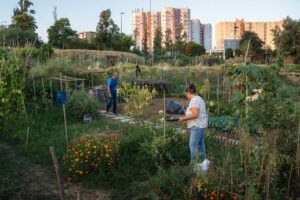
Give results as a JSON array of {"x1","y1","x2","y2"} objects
[
  {"x1": 246, "y1": 93, "x2": 259, "y2": 102},
  {"x1": 159, "y1": 117, "x2": 165, "y2": 123},
  {"x1": 209, "y1": 101, "x2": 215, "y2": 107},
  {"x1": 253, "y1": 88, "x2": 263, "y2": 94},
  {"x1": 158, "y1": 110, "x2": 164, "y2": 115}
]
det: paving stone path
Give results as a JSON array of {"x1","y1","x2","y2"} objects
[
  {"x1": 98, "y1": 110, "x2": 187, "y2": 134},
  {"x1": 98, "y1": 110, "x2": 241, "y2": 145}
]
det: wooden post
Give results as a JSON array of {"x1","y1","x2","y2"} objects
[
  {"x1": 244, "y1": 39, "x2": 251, "y2": 120},
  {"x1": 32, "y1": 75, "x2": 36, "y2": 99},
  {"x1": 76, "y1": 191, "x2": 81, "y2": 200},
  {"x1": 244, "y1": 39, "x2": 251, "y2": 65},
  {"x1": 26, "y1": 126, "x2": 30, "y2": 145},
  {"x1": 50, "y1": 147, "x2": 66, "y2": 200},
  {"x1": 60, "y1": 73, "x2": 63, "y2": 91},
  {"x1": 63, "y1": 104, "x2": 69, "y2": 155}
]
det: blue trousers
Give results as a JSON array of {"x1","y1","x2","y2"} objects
[
  {"x1": 106, "y1": 93, "x2": 117, "y2": 113},
  {"x1": 189, "y1": 126, "x2": 206, "y2": 162}
]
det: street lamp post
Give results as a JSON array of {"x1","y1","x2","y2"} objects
[{"x1": 120, "y1": 12, "x2": 125, "y2": 33}]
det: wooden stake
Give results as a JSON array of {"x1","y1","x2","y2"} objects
[
  {"x1": 32, "y1": 75, "x2": 36, "y2": 98},
  {"x1": 244, "y1": 39, "x2": 251, "y2": 65},
  {"x1": 63, "y1": 104, "x2": 69, "y2": 156},
  {"x1": 26, "y1": 126, "x2": 30, "y2": 145},
  {"x1": 60, "y1": 73, "x2": 63, "y2": 91},
  {"x1": 50, "y1": 147, "x2": 66, "y2": 200}
]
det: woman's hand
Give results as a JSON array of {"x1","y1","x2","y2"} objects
[{"x1": 179, "y1": 116, "x2": 186, "y2": 122}]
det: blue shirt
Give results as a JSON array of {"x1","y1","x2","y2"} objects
[{"x1": 107, "y1": 77, "x2": 118, "y2": 95}]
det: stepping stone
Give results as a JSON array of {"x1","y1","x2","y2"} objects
[{"x1": 120, "y1": 119, "x2": 132, "y2": 123}]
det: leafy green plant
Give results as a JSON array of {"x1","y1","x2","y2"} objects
[
  {"x1": 125, "y1": 165, "x2": 194, "y2": 200},
  {"x1": 0, "y1": 54, "x2": 26, "y2": 127},
  {"x1": 66, "y1": 90, "x2": 98, "y2": 121},
  {"x1": 118, "y1": 82, "x2": 157, "y2": 117},
  {"x1": 142, "y1": 131, "x2": 189, "y2": 169}
]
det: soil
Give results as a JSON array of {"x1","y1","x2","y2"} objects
[{"x1": 0, "y1": 143, "x2": 111, "y2": 200}]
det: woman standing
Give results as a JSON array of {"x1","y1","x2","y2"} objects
[{"x1": 179, "y1": 84, "x2": 208, "y2": 162}]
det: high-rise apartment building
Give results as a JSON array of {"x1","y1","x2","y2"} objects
[
  {"x1": 161, "y1": 7, "x2": 191, "y2": 45},
  {"x1": 215, "y1": 19, "x2": 283, "y2": 50},
  {"x1": 132, "y1": 10, "x2": 161, "y2": 52},
  {"x1": 203, "y1": 24, "x2": 212, "y2": 51},
  {"x1": 191, "y1": 20, "x2": 212, "y2": 51},
  {"x1": 191, "y1": 19, "x2": 203, "y2": 45}
]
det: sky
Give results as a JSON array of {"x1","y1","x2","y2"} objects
[{"x1": 1, "y1": 0, "x2": 300, "y2": 45}]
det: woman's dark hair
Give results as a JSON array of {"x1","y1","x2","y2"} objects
[{"x1": 185, "y1": 84, "x2": 197, "y2": 94}]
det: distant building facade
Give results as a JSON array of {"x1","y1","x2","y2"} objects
[
  {"x1": 161, "y1": 7, "x2": 191, "y2": 45},
  {"x1": 191, "y1": 19, "x2": 202, "y2": 45},
  {"x1": 215, "y1": 19, "x2": 283, "y2": 50},
  {"x1": 203, "y1": 24, "x2": 212, "y2": 51},
  {"x1": 132, "y1": 7, "x2": 216, "y2": 53},
  {"x1": 191, "y1": 19, "x2": 212, "y2": 51},
  {"x1": 78, "y1": 31, "x2": 96, "y2": 43},
  {"x1": 132, "y1": 9, "x2": 161, "y2": 52},
  {"x1": 224, "y1": 39, "x2": 240, "y2": 50}
]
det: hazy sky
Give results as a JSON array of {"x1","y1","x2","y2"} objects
[{"x1": 1, "y1": 0, "x2": 300, "y2": 44}]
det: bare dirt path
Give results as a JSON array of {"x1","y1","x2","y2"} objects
[{"x1": 0, "y1": 143, "x2": 111, "y2": 200}]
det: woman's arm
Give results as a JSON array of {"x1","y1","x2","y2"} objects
[{"x1": 179, "y1": 107, "x2": 199, "y2": 122}]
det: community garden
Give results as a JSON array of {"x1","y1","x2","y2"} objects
[{"x1": 1, "y1": 45, "x2": 300, "y2": 200}]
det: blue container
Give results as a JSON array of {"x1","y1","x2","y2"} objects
[{"x1": 55, "y1": 90, "x2": 67, "y2": 106}]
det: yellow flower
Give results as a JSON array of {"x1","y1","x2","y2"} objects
[{"x1": 75, "y1": 158, "x2": 79, "y2": 162}]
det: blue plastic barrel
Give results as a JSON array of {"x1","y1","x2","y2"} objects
[{"x1": 55, "y1": 90, "x2": 67, "y2": 106}]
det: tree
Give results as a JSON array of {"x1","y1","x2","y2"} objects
[
  {"x1": 142, "y1": 29, "x2": 148, "y2": 57},
  {"x1": 47, "y1": 18, "x2": 76, "y2": 49},
  {"x1": 115, "y1": 33, "x2": 134, "y2": 52},
  {"x1": 273, "y1": 17, "x2": 300, "y2": 63},
  {"x1": 182, "y1": 41, "x2": 206, "y2": 57},
  {"x1": 225, "y1": 48, "x2": 234, "y2": 59},
  {"x1": 0, "y1": 27, "x2": 40, "y2": 47},
  {"x1": 95, "y1": 9, "x2": 119, "y2": 50},
  {"x1": 153, "y1": 27, "x2": 163, "y2": 56},
  {"x1": 11, "y1": 0, "x2": 37, "y2": 31},
  {"x1": 240, "y1": 31, "x2": 264, "y2": 56},
  {"x1": 164, "y1": 28, "x2": 173, "y2": 51}
]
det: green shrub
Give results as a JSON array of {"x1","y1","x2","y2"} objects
[
  {"x1": 118, "y1": 82, "x2": 157, "y2": 117},
  {"x1": 66, "y1": 90, "x2": 98, "y2": 121},
  {"x1": 123, "y1": 165, "x2": 194, "y2": 200},
  {"x1": 142, "y1": 132, "x2": 189, "y2": 169}
]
